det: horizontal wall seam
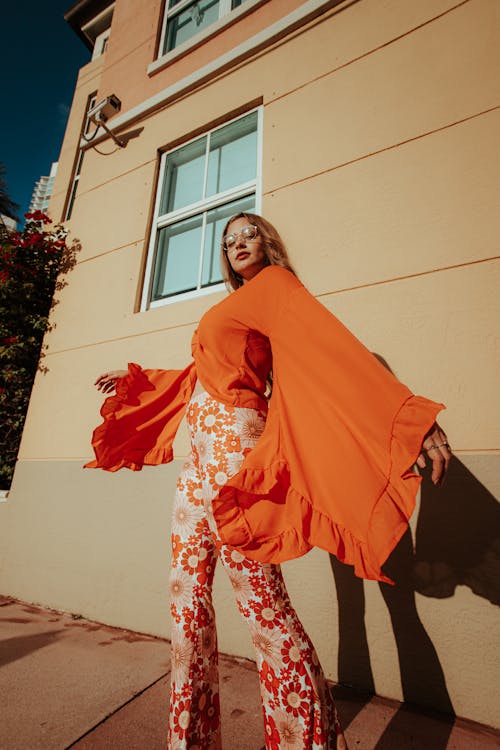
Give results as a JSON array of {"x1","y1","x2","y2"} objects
[
  {"x1": 75, "y1": 238, "x2": 145, "y2": 265},
  {"x1": 17, "y1": 449, "x2": 500, "y2": 461},
  {"x1": 96, "y1": 35, "x2": 155, "y2": 77},
  {"x1": 315, "y1": 256, "x2": 500, "y2": 299},
  {"x1": 43, "y1": 255, "x2": 499, "y2": 358},
  {"x1": 45, "y1": 316, "x2": 199, "y2": 356},
  {"x1": 72, "y1": 158, "x2": 155, "y2": 201},
  {"x1": 264, "y1": 104, "x2": 500, "y2": 197},
  {"x1": 266, "y1": 0, "x2": 473, "y2": 108}
]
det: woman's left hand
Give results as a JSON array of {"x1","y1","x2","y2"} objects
[{"x1": 416, "y1": 423, "x2": 452, "y2": 485}]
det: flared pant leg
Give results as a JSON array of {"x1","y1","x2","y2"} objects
[
  {"x1": 167, "y1": 452, "x2": 222, "y2": 750},
  {"x1": 188, "y1": 392, "x2": 347, "y2": 750}
]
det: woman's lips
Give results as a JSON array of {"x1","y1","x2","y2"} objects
[{"x1": 235, "y1": 251, "x2": 250, "y2": 260}]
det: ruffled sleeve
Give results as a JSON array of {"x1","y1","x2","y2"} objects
[
  {"x1": 85, "y1": 361, "x2": 197, "y2": 472},
  {"x1": 211, "y1": 267, "x2": 444, "y2": 583}
]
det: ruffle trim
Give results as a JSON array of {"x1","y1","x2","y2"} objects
[
  {"x1": 84, "y1": 361, "x2": 196, "y2": 472},
  {"x1": 212, "y1": 394, "x2": 444, "y2": 583}
]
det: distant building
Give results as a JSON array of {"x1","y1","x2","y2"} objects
[
  {"x1": 28, "y1": 162, "x2": 58, "y2": 214},
  {"x1": 0, "y1": 215, "x2": 17, "y2": 231}
]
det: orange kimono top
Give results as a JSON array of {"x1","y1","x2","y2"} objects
[{"x1": 86, "y1": 266, "x2": 444, "y2": 583}]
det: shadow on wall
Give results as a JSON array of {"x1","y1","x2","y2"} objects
[{"x1": 329, "y1": 455, "x2": 500, "y2": 747}]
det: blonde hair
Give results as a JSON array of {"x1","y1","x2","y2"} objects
[{"x1": 220, "y1": 212, "x2": 298, "y2": 291}]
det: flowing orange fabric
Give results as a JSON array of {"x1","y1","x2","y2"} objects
[
  {"x1": 84, "y1": 362, "x2": 197, "y2": 471},
  {"x1": 86, "y1": 266, "x2": 444, "y2": 582}
]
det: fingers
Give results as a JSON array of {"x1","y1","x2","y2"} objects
[
  {"x1": 416, "y1": 453, "x2": 426, "y2": 469},
  {"x1": 93, "y1": 373, "x2": 107, "y2": 387},
  {"x1": 94, "y1": 372, "x2": 120, "y2": 393},
  {"x1": 421, "y1": 423, "x2": 452, "y2": 485}
]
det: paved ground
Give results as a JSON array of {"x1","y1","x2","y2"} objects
[{"x1": 0, "y1": 597, "x2": 498, "y2": 749}]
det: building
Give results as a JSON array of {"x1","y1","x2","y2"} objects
[
  {"x1": 0, "y1": 215, "x2": 17, "y2": 231},
  {"x1": 1, "y1": 0, "x2": 498, "y2": 730},
  {"x1": 28, "y1": 162, "x2": 58, "y2": 214}
]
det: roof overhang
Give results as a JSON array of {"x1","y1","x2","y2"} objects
[{"x1": 64, "y1": 0, "x2": 114, "y2": 50}]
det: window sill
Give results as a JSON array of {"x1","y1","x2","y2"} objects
[
  {"x1": 147, "y1": 282, "x2": 226, "y2": 310},
  {"x1": 148, "y1": 0, "x2": 268, "y2": 77}
]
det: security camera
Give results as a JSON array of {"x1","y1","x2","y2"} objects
[{"x1": 88, "y1": 94, "x2": 121, "y2": 124}]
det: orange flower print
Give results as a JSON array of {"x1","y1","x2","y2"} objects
[
  {"x1": 198, "y1": 404, "x2": 223, "y2": 435},
  {"x1": 235, "y1": 409, "x2": 266, "y2": 448},
  {"x1": 184, "y1": 478, "x2": 204, "y2": 506},
  {"x1": 224, "y1": 433, "x2": 241, "y2": 453},
  {"x1": 205, "y1": 462, "x2": 229, "y2": 491},
  {"x1": 228, "y1": 569, "x2": 253, "y2": 605},
  {"x1": 170, "y1": 602, "x2": 181, "y2": 624},
  {"x1": 171, "y1": 633, "x2": 194, "y2": 683},
  {"x1": 171, "y1": 533, "x2": 182, "y2": 562},
  {"x1": 194, "y1": 687, "x2": 220, "y2": 734},
  {"x1": 181, "y1": 609, "x2": 197, "y2": 641},
  {"x1": 222, "y1": 547, "x2": 248, "y2": 571},
  {"x1": 172, "y1": 697, "x2": 192, "y2": 739},
  {"x1": 200, "y1": 624, "x2": 217, "y2": 661},
  {"x1": 172, "y1": 494, "x2": 204, "y2": 537},
  {"x1": 251, "y1": 599, "x2": 280, "y2": 629},
  {"x1": 181, "y1": 546, "x2": 201, "y2": 574},
  {"x1": 313, "y1": 711, "x2": 328, "y2": 747},
  {"x1": 281, "y1": 637, "x2": 306, "y2": 675},
  {"x1": 193, "y1": 430, "x2": 212, "y2": 464},
  {"x1": 196, "y1": 558, "x2": 214, "y2": 586},
  {"x1": 280, "y1": 679, "x2": 310, "y2": 718},
  {"x1": 250, "y1": 624, "x2": 284, "y2": 673},
  {"x1": 181, "y1": 454, "x2": 196, "y2": 474},
  {"x1": 264, "y1": 714, "x2": 281, "y2": 750},
  {"x1": 248, "y1": 572, "x2": 267, "y2": 598},
  {"x1": 274, "y1": 708, "x2": 304, "y2": 750},
  {"x1": 187, "y1": 398, "x2": 201, "y2": 422},
  {"x1": 168, "y1": 392, "x2": 345, "y2": 750},
  {"x1": 170, "y1": 568, "x2": 194, "y2": 610},
  {"x1": 194, "y1": 517, "x2": 209, "y2": 538},
  {"x1": 261, "y1": 661, "x2": 281, "y2": 697}
]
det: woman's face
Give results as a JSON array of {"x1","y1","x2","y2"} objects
[{"x1": 224, "y1": 217, "x2": 268, "y2": 282}]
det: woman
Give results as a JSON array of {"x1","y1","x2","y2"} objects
[{"x1": 89, "y1": 213, "x2": 451, "y2": 749}]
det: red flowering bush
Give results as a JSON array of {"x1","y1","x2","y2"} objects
[{"x1": 0, "y1": 212, "x2": 79, "y2": 487}]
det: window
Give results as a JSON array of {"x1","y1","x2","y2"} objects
[
  {"x1": 142, "y1": 108, "x2": 261, "y2": 308},
  {"x1": 92, "y1": 28, "x2": 111, "y2": 60},
  {"x1": 64, "y1": 93, "x2": 97, "y2": 221},
  {"x1": 159, "y1": 0, "x2": 248, "y2": 55}
]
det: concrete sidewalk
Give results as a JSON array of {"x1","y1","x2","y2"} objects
[{"x1": 0, "y1": 597, "x2": 498, "y2": 749}]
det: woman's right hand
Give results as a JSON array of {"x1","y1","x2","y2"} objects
[{"x1": 94, "y1": 370, "x2": 128, "y2": 393}]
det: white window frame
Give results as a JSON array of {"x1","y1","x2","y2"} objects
[
  {"x1": 156, "y1": 0, "x2": 257, "y2": 62},
  {"x1": 141, "y1": 106, "x2": 263, "y2": 310},
  {"x1": 64, "y1": 94, "x2": 97, "y2": 222},
  {"x1": 92, "y1": 28, "x2": 111, "y2": 60}
]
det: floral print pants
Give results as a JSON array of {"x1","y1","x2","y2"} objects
[{"x1": 167, "y1": 392, "x2": 347, "y2": 750}]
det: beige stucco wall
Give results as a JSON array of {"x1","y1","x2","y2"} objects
[{"x1": 1, "y1": 0, "x2": 499, "y2": 727}]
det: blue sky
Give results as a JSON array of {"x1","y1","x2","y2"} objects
[{"x1": 2, "y1": 2, "x2": 91, "y2": 219}]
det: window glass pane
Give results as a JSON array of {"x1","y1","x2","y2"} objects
[
  {"x1": 201, "y1": 194, "x2": 255, "y2": 287},
  {"x1": 165, "y1": 0, "x2": 220, "y2": 53},
  {"x1": 206, "y1": 112, "x2": 257, "y2": 197},
  {"x1": 65, "y1": 176, "x2": 80, "y2": 221},
  {"x1": 160, "y1": 137, "x2": 206, "y2": 215},
  {"x1": 152, "y1": 215, "x2": 203, "y2": 299},
  {"x1": 231, "y1": 0, "x2": 245, "y2": 7}
]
